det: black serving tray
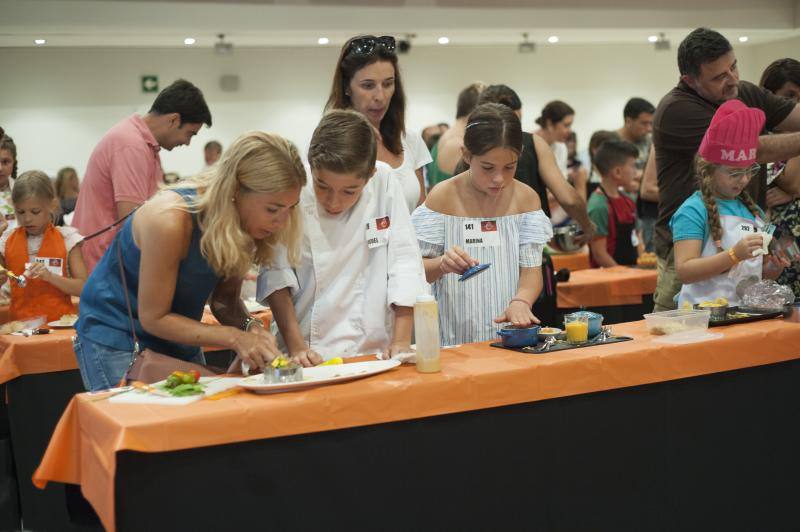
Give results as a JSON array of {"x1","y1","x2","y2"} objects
[
  {"x1": 490, "y1": 335, "x2": 634, "y2": 354},
  {"x1": 707, "y1": 306, "x2": 785, "y2": 327}
]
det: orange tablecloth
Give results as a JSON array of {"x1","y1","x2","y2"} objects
[
  {"x1": 0, "y1": 310, "x2": 273, "y2": 385},
  {"x1": 0, "y1": 330, "x2": 77, "y2": 385},
  {"x1": 557, "y1": 265, "x2": 657, "y2": 308},
  {"x1": 550, "y1": 251, "x2": 591, "y2": 272},
  {"x1": 34, "y1": 318, "x2": 800, "y2": 532}
]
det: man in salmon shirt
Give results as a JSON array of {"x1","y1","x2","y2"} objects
[{"x1": 73, "y1": 79, "x2": 212, "y2": 271}]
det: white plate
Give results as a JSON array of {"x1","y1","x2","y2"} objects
[
  {"x1": 47, "y1": 320, "x2": 76, "y2": 329},
  {"x1": 109, "y1": 377, "x2": 242, "y2": 405},
  {"x1": 238, "y1": 359, "x2": 401, "y2": 394}
]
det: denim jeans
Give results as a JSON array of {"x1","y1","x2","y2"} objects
[
  {"x1": 73, "y1": 335, "x2": 135, "y2": 392},
  {"x1": 73, "y1": 335, "x2": 206, "y2": 392}
]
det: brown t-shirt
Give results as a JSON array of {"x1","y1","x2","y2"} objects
[{"x1": 652, "y1": 80, "x2": 795, "y2": 257}]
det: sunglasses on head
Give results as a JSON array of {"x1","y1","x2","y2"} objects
[{"x1": 348, "y1": 35, "x2": 396, "y2": 56}]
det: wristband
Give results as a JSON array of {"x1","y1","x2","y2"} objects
[
  {"x1": 243, "y1": 316, "x2": 264, "y2": 332},
  {"x1": 510, "y1": 296, "x2": 533, "y2": 308},
  {"x1": 727, "y1": 248, "x2": 740, "y2": 265}
]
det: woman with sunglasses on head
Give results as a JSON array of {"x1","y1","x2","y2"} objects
[
  {"x1": 326, "y1": 35, "x2": 432, "y2": 214},
  {"x1": 672, "y1": 101, "x2": 789, "y2": 308}
]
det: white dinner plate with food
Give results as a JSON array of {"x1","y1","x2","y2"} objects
[{"x1": 238, "y1": 359, "x2": 401, "y2": 394}]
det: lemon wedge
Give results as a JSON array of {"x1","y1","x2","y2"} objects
[{"x1": 320, "y1": 357, "x2": 343, "y2": 366}]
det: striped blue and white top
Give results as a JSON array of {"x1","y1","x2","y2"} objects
[{"x1": 411, "y1": 205, "x2": 553, "y2": 345}]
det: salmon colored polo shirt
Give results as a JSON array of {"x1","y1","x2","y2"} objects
[{"x1": 73, "y1": 114, "x2": 163, "y2": 271}]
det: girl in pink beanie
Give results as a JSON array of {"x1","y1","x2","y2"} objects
[{"x1": 670, "y1": 100, "x2": 789, "y2": 307}]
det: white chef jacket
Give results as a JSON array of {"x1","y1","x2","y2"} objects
[{"x1": 257, "y1": 162, "x2": 427, "y2": 359}]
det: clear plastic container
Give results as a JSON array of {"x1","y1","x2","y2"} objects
[{"x1": 643, "y1": 309, "x2": 710, "y2": 336}]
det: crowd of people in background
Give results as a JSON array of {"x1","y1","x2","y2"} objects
[{"x1": 1, "y1": 27, "x2": 800, "y2": 391}]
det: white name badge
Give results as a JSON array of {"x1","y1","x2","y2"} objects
[
  {"x1": 365, "y1": 215, "x2": 391, "y2": 249},
  {"x1": 32, "y1": 257, "x2": 64, "y2": 277},
  {"x1": 463, "y1": 220, "x2": 500, "y2": 248},
  {"x1": 738, "y1": 222, "x2": 756, "y2": 237}
]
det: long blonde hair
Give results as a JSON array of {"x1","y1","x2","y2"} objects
[
  {"x1": 696, "y1": 156, "x2": 763, "y2": 252},
  {"x1": 169, "y1": 131, "x2": 306, "y2": 279}
]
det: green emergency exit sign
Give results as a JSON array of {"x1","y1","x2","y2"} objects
[{"x1": 141, "y1": 75, "x2": 159, "y2": 93}]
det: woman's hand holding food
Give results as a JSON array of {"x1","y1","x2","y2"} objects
[
  {"x1": 439, "y1": 245, "x2": 478, "y2": 275},
  {"x1": 731, "y1": 234, "x2": 764, "y2": 262},
  {"x1": 494, "y1": 299, "x2": 540, "y2": 328},
  {"x1": 232, "y1": 328, "x2": 282, "y2": 371}
]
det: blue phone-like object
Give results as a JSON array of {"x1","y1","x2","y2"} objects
[{"x1": 459, "y1": 263, "x2": 491, "y2": 281}]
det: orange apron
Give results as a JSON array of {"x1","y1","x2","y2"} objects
[{"x1": 7, "y1": 224, "x2": 75, "y2": 322}]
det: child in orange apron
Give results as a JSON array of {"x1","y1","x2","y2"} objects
[{"x1": 0, "y1": 170, "x2": 87, "y2": 323}]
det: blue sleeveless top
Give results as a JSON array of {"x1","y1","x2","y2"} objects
[{"x1": 76, "y1": 189, "x2": 221, "y2": 361}]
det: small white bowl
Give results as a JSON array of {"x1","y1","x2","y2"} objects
[{"x1": 538, "y1": 327, "x2": 563, "y2": 340}]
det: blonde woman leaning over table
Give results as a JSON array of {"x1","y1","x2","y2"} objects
[
  {"x1": 75, "y1": 132, "x2": 306, "y2": 391},
  {"x1": 412, "y1": 103, "x2": 553, "y2": 345},
  {"x1": 257, "y1": 110, "x2": 426, "y2": 364}
]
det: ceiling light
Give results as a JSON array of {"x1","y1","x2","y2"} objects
[
  {"x1": 184, "y1": 37, "x2": 196, "y2": 45},
  {"x1": 738, "y1": 36, "x2": 749, "y2": 43},
  {"x1": 318, "y1": 37, "x2": 329, "y2": 45},
  {"x1": 648, "y1": 35, "x2": 658, "y2": 43},
  {"x1": 34, "y1": 39, "x2": 46, "y2": 45},
  {"x1": 547, "y1": 36, "x2": 559, "y2": 44},
  {"x1": 438, "y1": 36, "x2": 450, "y2": 45}
]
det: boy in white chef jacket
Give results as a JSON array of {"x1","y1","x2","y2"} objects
[{"x1": 257, "y1": 110, "x2": 427, "y2": 364}]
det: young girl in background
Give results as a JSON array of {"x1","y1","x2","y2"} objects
[
  {"x1": 0, "y1": 171, "x2": 87, "y2": 322},
  {"x1": 55, "y1": 166, "x2": 81, "y2": 225},
  {"x1": 257, "y1": 110, "x2": 426, "y2": 364},
  {"x1": 0, "y1": 133, "x2": 19, "y2": 235},
  {"x1": 672, "y1": 100, "x2": 788, "y2": 307},
  {"x1": 412, "y1": 103, "x2": 553, "y2": 345}
]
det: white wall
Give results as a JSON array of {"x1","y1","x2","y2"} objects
[
  {"x1": 745, "y1": 34, "x2": 800, "y2": 83},
  {"x1": 1, "y1": 41, "x2": 764, "y2": 178}
]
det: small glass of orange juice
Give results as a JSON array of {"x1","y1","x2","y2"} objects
[{"x1": 564, "y1": 314, "x2": 589, "y2": 344}]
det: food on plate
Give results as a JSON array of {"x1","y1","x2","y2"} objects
[
  {"x1": 540, "y1": 327, "x2": 560, "y2": 334},
  {"x1": 697, "y1": 301, "x2": 724, "y2": 308},
  {"x1": 53, "y1": 313, "x2": 78, "y2": 326},
  {"x1": 320, "y1": 357, "x2": 343, "y2": 366},
  {"x1": 271, "y1": 356, "x2": 290, "y2": 368},
  {"x1": 636, "y1": 252, "x2": 657, "y2": 267},
  {"x1": 157, "y1": 370, "x2": 205, "y2": 396},
  {"x1": 0, "y1": 321, "x2": 25, "y2": 335},
  {"x1": 648, "y1": 322, "x2": 689, "y2": 335}
]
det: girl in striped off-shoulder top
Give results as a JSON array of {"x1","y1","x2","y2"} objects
[{"x1": 411, "y1": 103, "x2": 553, "y2": 345}]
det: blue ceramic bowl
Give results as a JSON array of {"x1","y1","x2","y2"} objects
[
  {"x1": 565, "y1": 311, "x2": 604, "y2": 337},
  {"x1": 497, "y1": 325, "x2": 541, "y2": 348}
]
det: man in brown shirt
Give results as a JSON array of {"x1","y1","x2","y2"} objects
[{"x1": 651, "y1": 27, "x2": 800, "y2": 311}]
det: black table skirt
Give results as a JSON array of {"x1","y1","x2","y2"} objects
[
  {"x1": 7, "y1": 370, "x2": 102, "y2": 532},
  {"x1": 108, "y1": 356, "x2": 800, "y2": 532}
]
